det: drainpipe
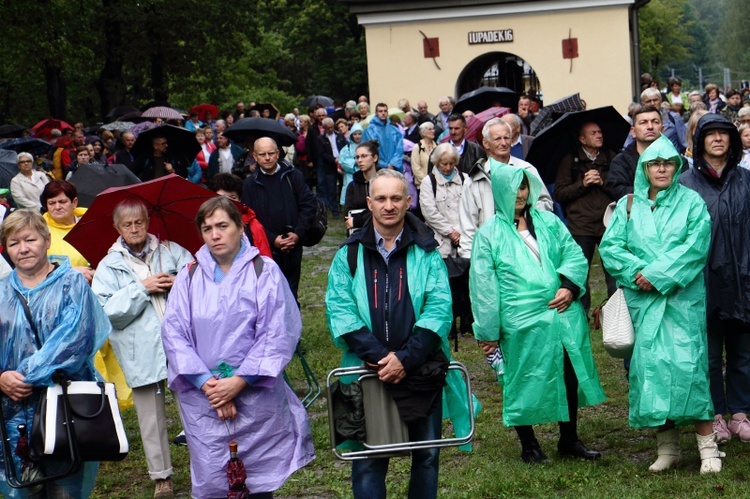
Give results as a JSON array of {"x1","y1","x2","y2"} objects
[{"x1": 631, "y1": 0, "x2": 651, "y2": 102}]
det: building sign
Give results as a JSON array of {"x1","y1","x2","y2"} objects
[{"x1": 468, "y1": 29, "x2": 514, "y2": 45}]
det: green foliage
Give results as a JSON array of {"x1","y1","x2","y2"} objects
[
  {"x1": 638, "y1": 0, "x2": 694, "y2": 80},
  {"x1": 0, "y1": 0, "x2": 367, "y2": 124}
]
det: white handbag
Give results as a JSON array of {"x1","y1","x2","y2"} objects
[{"x1": 601, "y1": 288, "x2": 635, "y2": 358}]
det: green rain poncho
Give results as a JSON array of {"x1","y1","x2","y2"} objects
[
  {"x1": 470, "y1": 165, "x2": 605, "y2": 427},
  {"x1": 599, "y1": 135, "x2": 713, "y2": 428}
]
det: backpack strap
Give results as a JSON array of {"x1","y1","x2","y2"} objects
[{"x1": 347, "y1": 243, "x2": 358, "y2": 277}]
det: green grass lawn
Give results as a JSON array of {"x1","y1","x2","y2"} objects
[{"x1": 91, "y1": 216, "x2": 750, "y2": 498}]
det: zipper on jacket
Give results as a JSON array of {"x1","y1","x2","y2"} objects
[
  {"x1": 373, "y1": 269, "x2": 378, "y2": 309},
  {"x1": 384, "y1": 270, "x2": 390, "y2": 342},
  {"x1": 398, "y1": 267, "x2": 403, "y2": 301}
]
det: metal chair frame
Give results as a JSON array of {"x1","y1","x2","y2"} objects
[
  {"x1": 284, "y1": 345, "x2": 321, "y2": 409},
  {"x1": 326, "y1": 361, "x2": 476, "y2": 461}
]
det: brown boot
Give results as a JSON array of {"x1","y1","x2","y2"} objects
[{"x1": 154, "y1": 478, "x2": 174, "y2": 498}]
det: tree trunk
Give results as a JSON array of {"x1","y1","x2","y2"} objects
[
  {"x1": 97, "y1": 0, "x2": 125, "y2": 121},
  {"x1": 147, "y1": 26, "x2": 168, "y2": 103},
  {"x1": 44, "y1": 61, "x2": 67, "y2": 120}
]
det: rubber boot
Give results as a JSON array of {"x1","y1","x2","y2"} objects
[
  {"x1": 648, "y1": 428, "x2": 682, "y2": 472},
  {"x1": 696, "y1": 432, "x2": 724, "y2": 474}
]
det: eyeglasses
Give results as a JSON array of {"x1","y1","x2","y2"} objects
[
  {"x1": 646, "y1": 160, "x2": 677, "y2": 169},
  {"x1": 355, "y1": 154, "x2": 372, "y2": 160}
]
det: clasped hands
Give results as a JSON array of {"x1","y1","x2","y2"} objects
[
  {"x1": 202, "y1": 376, "x2": 248, "y2": 420},
  {"x1": 366, "y1": 352, "x2": 406, "y2": 384}
]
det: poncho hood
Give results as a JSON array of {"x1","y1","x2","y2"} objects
[
  {"x1": 634, "y1": 134, "x2": 683, "y2": 204},
  {"x1": 491, "y1": 162, "x2": 543, "y2": 224}
]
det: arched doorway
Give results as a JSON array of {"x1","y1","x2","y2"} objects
[{"x1": 456, "y1": 52, "x2": 541, "y2": 103}]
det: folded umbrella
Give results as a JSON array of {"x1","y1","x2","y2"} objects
[
  {"x1": 64, "y1": 174, "x2": 218, "y2": 267},
  {"x1": 68, "y1": 163, "x2": 141, "y2": 207},
  {"x1": 226, "y1": 441, "x2": 249, "y2": 499},
  {"x1": 525, "y1": 106, "x2": 630, "y2": 184},
  {"x1": 223, "y1": 118, "x2": 297, "y2": 148},
  {"x1": 454, "y1": 87, "x2": 517, "y2": 114}
]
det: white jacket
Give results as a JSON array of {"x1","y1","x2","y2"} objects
[
  {"x1": 420, "y1": 170, "x2": 464, "y2": 258},
  {"x1": 9, "y1": 171, "x2": 49, "y2": 211},
  {"x1": 458, "y1": 156, "x2": 552, "y2": 258}
]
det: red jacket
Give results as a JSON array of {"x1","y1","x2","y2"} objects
[{"x1": 241, "y1": 205, "x2": 272, "y2": 258}]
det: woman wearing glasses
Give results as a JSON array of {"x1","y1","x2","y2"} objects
[
  {"x1": 600, "y1": 135, "x2": 721, "y2": 474},
  {"x1": 343, "y1": 140, "x2": 379, "y2": 233},
  {"x1": 9, "y1": 152, "x2": 48, "y2": 211}
]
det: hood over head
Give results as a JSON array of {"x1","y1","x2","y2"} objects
[
  {"x1": 491, "y1": 164, "x2": 543, "y2": 224},
  {"x1": 693, "y1": 113, "x2": 742, "y2": 171},
  {"x1": 634, "y1": 134, "x2": 683, "y2": 201},
  {"x1": 348, "y1": 122, "x2": 363, "y2": 144}
]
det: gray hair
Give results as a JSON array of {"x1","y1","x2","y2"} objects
[
  {"x1": 502, "y1": 113, "x2": 522, "y2": 131},
  {"x1": 370, "y1": 168, "x2": 410, "y2": 197},
  {"x1": 17, "y1": 152, "x2": 33, "y2": 164},
  {"x1": 418, "y1": 121, "x2": 435, "y2": 137},
  {"x1": 738, "y1": 107, "x2": 750, "y2": 119},
  {"x1": 640, "y1": 87, "x2": 662, "y2": 103},
  {"x1": 430, "y1": 142, "x2": 460, "y2": 166},
  {"x1": 113, "y1": 199, "x2": 149, "y2": 227},
  {"x1": 321, "y1": 117, "x2": 334, "y2": 127},
  {"x1": 284, "y1": 113, "x2": 296, "y2": 122},
  {"x1": 345, "y1": 100, "x2": 357, "y2": 111},
  {"x1": 397, "y1": 98, "x2": 410, "y2": 110},
  {"x1": 482, "y1": 117, "x2": 512, "y2": 142}
]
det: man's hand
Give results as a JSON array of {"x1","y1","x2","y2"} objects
[
  {"x1": 634, "y1": 272, "x2": 654, "y2": 291},
  {"x1": 164, "y1": 162, "x2": 174, "y2": 174},
  {"x1": 377, "y1": 352, "x2": 406, "y2": 384},
  {"x1": 345, "y1": 216, "x2": 354, "y2": 229},
  {"x1": 582, "y1": 170, "x2": 603, "y2": 187},
  {"x1": 478, "y1": 340, "x2": 498, "y2": 356},
  {"x1": 448, "y1": 229, "x2": 461, "y2": 246},
  {"x1": 548, "y1": 288, "x2": 574, "y2": 313},
  {"x1": 74, "y1": 266, "x2": 95, "y2": 284},
  {"x1": 0, "y1": 371, "x2": 33, "y2": 402},
  {"x1": 141, "y1": 273, "x2": 175, "y2": 294},
  {"x1": 204, "y1": 376, "x2": 247, "y2": 409},
  {"x1": 276, "y1": 232, "x2": 299, "y2": 252}
]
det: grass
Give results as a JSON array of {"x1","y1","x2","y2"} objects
[{"x1": 91, "y1": 216, "x2": 750, "y2": 498}]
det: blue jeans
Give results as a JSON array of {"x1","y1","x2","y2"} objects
[
  {"x1": 707, "y1": 317, "x2": 750, "y2": 415},
  {"x1": 352, "y1": 403, "x2": 442, "y2": 499}
]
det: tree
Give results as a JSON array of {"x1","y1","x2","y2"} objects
[{"x1": 638, "y1": 0, "x2": 694, "y2": 83}]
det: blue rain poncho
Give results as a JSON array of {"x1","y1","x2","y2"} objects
[
  {"x1": 599, "y1": 135, "x2": 713, "y2": 428},
  {"x1": 470, "y1": 166, "x2": 605, "y2": 427},
  {"x1": 0, "y1": 256, "x2": 110, "y2": 498}
]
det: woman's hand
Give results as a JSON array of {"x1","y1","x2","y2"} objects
[
  {"x1": 216, "y1": 401, "x2": 237, "y2": 420},
  {"x1": 142, "y1": 273, "x2": 175, "y2": 294},
  {"x1": 204, "y1": 376, "x2": 247, "y2": 409},
  {"x1": 478, "y1": 340, "x2": 498, "y2": 355},
  {"x1": 0, "y1": 371, "x2": 33, "y2": 402},
  {"x1": 548, "y1": 288, "x2": 574, "y2": 312},
  {"x1": 634, "y1": 272, "x2": 654, "y2": 291},
  {"x1": 74, "y1": 266, "x2": 95, "y2": 284}
]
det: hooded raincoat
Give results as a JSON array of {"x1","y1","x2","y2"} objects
[
  {"x1": 600, "y1": 135, "x2": 713, "y2": 428},
  {"x1": 338, "y1": 122, "x2": 363, "y2": 205},
  {"x1": 326, "y1": 216, "x2": 479, "y2": 450},
  {"x1": 0, "y1": 257, "x2": 109, "y2": 498},
  {"x1": 360, "y1": 117, "x2": 404, "y2": 172},
  {"x1": 679, "y1": 114, "x2": 750, "y2": 324},
  {"x1": 470, "y1": 166, "x2": 605, "y2": 427},
  {"x1": 161, "y1": 239, "x2": 314, "y2": 497}
]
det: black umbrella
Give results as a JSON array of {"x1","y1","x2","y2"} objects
[
  {"x1": 529, "y1": 93, "x2": 586, "y2": 136},
  {"x1": 68, "y1": 163, "x2": 142, "y2": 207},
  {"x1": 223, "y1": 118, "x2": 297, "y2": 147},
  {"x1": 131, "y1": 124, "x2": 201, "y2": 159},
  {"x1": 300, "y1": 95, "x2": 333, "y2": 108},
  {"x1": 0, "y1": 150, "x2": 19, "y2": 189},
  {"x1": 454, "y1": 87, "x2": 518, "y2": 114},
  {"x1": 0, "y1": 138, "x2": 54, "y2": 157},
  {"x1": 526, "y1": 106, "x2": 630, "y2": 184},
  {"x1": 249, "y1": 103, "x2": 280, "y2": 120},
  {"x1": 105, "y1": 106, "x2": 140, "y2": 123},
  {"x1": 0, "y1": 124, "x2": 27, "y2": 138}
]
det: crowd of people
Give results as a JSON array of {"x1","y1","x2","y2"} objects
[{"x1": 1, "y1": 79, "x2": 750, "y2": 497}]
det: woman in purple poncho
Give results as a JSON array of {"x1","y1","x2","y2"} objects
[{"x1": 161, "y1": 197, "x2": 315, "y2": 498}]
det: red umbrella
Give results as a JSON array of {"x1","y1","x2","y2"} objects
[
  {"x1": 30, "y1": 119, "x2": 73, "y2": 140},
  {"x1": 189, "y1": 104, "x2": 220, "y2": 122},
  {"x1": 141, "y1": 106, "x2": 184, "y2": 121},
  {"x1": 227, "y1": 441, "x2": 249, "y2": 498},
  {"x1": 439, "y1": 106, "x2": 510, "y2": 144},
  {"x1": 63, "y1": 174, "x2": 217, "y2": 267}
]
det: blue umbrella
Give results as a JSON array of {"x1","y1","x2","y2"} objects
[{"x1": 0, "y1": 138, "x2": 54, "y2": 157}]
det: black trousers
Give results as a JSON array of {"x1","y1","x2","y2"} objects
[
  {"x1": 273, "y1": 243, "x2": 303, "y2": 302},
  {"x1": 571, "y1": 234, "x2": 617, "y2": 313}
]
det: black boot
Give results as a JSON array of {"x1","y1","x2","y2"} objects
[
  {"x1": 521, "y1": 440, "x2": 550, "y2": 464},
  {"x1": 557, "y1": 439, "x2": 602, "y2": 460}
]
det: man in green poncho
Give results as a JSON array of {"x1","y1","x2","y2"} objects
[
  {"x1": 326, "y1": 169, "x2": 476, "y2": 498},
  {"x1": 470, "y1": 164, "x2": 605, "y2": 464},
  {"x1": 600, "y1": 135, "x2": 723, "y2": 474}
]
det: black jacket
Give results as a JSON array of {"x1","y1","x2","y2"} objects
[
  {"x1": 458, "y1": 140, "x2": 486, "y2": 174},
  {"x1": 343, "y1": 170, "x2": 371, "y2": 228},
  {"x1": 136, "y1": 152, "x2": 190, "y2": 181},
  {"x1": 679, "y1": 113, "x2": 750, "y2": 323},
  {"x1": 342, "y1": 213, "x2": 442, "y2": 374},
  {"x1": 240, "y1": 163, "x2": 317, "y2": 245},
  {"x1": 606, "y1": 142, "x2": 640, "y2": 201},
  {"x1": 316, "y1": 132, "x2": 348, "y2": 173}
]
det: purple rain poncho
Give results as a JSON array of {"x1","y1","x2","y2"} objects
[{"x1": 161, "y1": 239, "x2": 314, "y2": 498}]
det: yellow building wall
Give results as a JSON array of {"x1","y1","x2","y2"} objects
[{"x1": 363, "y1": 5, "x2": 633, "y2": 115}]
